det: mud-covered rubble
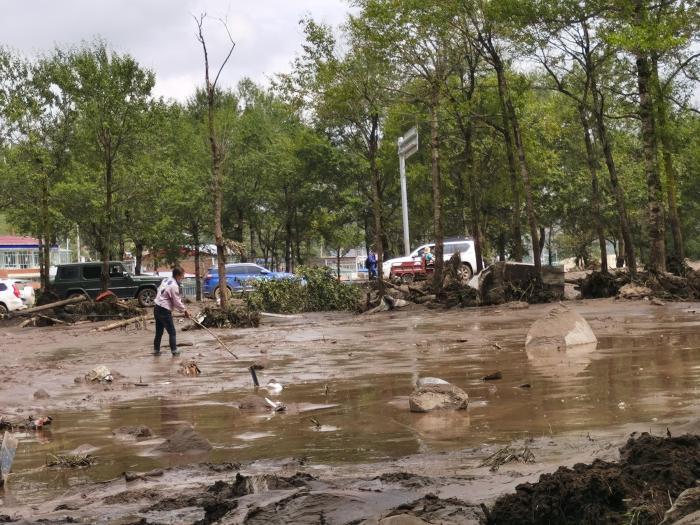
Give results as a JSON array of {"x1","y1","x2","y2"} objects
[
  {"x1": 489, "y1": 432, "x2": 700, "y2": 525},
  {"x1": 21, "y1": 468, "x2": 487, "y2": 525},
  {"x1": 578, "y1": 268, "x2": 700, "y2": 301}
]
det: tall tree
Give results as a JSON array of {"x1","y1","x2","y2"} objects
[
  {"x1": 63, "y1": 41, "x2": 155, "y2": 291},
  {"x1": 194, "y1": 14, "x2": 236, "y2": 306}
]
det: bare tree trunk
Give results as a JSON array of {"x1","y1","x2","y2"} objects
[
  {"x1": 652, "y1": 55, "x2": 684, "y2": 265},
  {"x1": 493, "y1": 63, "x2": 523, "y2": 262},
  {"x1": 40, "y1": 179, "x2": 51, "y2": 292},
  {"x1": 100, "y1": 160, "x2": 113, "y2": 292},
  {"x1": 336, "y1": 249, "x2": 341, "y2": 281},
  {"x1": 504, "y1": 78, "x2": 541, "y2": 276},
  {"x1": 429, "y1": 90, "x2": 444, "y2": 291},
  {"x1": 135, "y1": 242, "x2": 143, "y2": 275},
  {"x1": 590, "y1": 74, "x2": 637, "y2": 274},
  {"x1": 635, "y1": 39, "x2": 665, "y2": 272},
  {"x1": 579, "y1": 106, "x2": 608, "y2": 273},
  {"x1": 192, "y1": 223, "x2": 202, "y2": 301},
  {"x1": 196, "y1": 14, "x2": 235, "y2": 307},
  {"x1": 368, "y1": 113, "x2": 385, "y2": 296}
]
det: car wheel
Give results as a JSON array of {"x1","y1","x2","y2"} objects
[
  {"x1": 401, "y1": 273, "x2": 415, "y2": 284},
  {"x1": 0, "y1": 303, "x2": 7, "y2": 317},
  {"x1": 458, "y1": 264, "x2": 474, "y2": 281},
  {"x1": 213, "y1": 286, "x2": 232, "y2": 302},
  {"x1": 137, "y1": 288, "x2": 157, "y2": 307}
]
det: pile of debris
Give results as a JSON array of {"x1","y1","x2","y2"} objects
[
  {"x1": 578, "y1": 269, "x2": 700, "y2": 301},
  {"x1": 192, "y1": 301, "x2": 260, "y2": 329},
  {"x1": 488, "y1": 432, "x2": 700, "y2": 525},
  {"x1": 364, "y1": 260, "x2": 564, "y2": 312},
  {"x1": 11, "y1": 293, "x2": 145, "y2": 327}
]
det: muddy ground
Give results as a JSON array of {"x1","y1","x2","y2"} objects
[{"x1": 1, "y1": 297, "x2": 700, "y2": 523}]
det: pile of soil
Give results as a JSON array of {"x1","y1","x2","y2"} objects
[
  {"x1": 488, "y1": 432, "x2": 700, "y2": 525},
  {"x1": 579, "y1": 269, "x2": 700, "y2": 301},
  {"x1": 155, "y1": 426, "x2": 213, "y2": 454}
]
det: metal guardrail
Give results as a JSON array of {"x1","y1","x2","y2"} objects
[{"x1": 180, "y1": 278, "x2": 198, "y2": 299}]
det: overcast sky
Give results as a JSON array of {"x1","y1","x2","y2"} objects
[{"x1": 1, "y1": 1, "x2": 350, "y2": 101}]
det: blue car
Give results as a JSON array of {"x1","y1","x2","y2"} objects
[{"x1": 202, "y1": 263, "x2": 296, "y2": 299}]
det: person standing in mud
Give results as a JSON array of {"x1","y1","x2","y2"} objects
[
  {"x1": 366, "y1": 250, "x2": 378, "y2": 280},
  {"x1": 153, "y1": 267, "x2": 189, "y2": 356}
]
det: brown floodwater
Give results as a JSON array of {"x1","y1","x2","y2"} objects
[{"x1": 3, "y1": 302, "x2": 700, "y2": 507}]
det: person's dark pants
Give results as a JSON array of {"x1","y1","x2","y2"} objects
[
  {"x1": 369, "y1": 265, "x2": 378, "y2": 279},
  {"x1": 154, "y1": 305, "x2": 177, "y2": 354}
]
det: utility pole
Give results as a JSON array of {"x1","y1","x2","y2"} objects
[{"x1": 398, "y1": 127, "x2": 419, "y2": 257}]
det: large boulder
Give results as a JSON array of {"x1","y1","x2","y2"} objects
[
  {"x1": 409, "y1": 383, "x2": 468, "y2": 413},
  {"x1": 525, "y1": 304, "x2": 597, "y2": 351}
]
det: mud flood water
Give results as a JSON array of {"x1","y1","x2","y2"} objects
[{"x1": 2, "y1": 300, "x2": 700, "y2": 512}]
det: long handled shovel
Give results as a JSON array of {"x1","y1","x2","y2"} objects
[{"x1": 190, "y1": 318, "x2": 239, "y2": 359}]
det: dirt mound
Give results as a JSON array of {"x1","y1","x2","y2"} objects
[
  {"x1": 375, "y1": 472, "x2": 434, "y2": 488},
  {"x1": 488, "y1": 432, "x2": 700, "y2": 525},
  {"x1": 579, "y1": 269, "x2": 700, "y2": 301},
  {"x1": 146, "y1": 472, "x2": 315, "y2": 524},
  {"x1": 154, "y1": 426, "x2": 212, "y2": 454},
  {"x1": 385, "y1": 494, "x2": 485, "y2": 524}
]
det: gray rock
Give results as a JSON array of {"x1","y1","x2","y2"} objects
[
  {"x1": 660, "y1": 486, "x2": 700, "y2": 524},
  {"x1": 409, "y1": 383, "x2": 468, "y2": 413},
  {"x1": 525, "y1": 304, "x2": 597, "y2": 351},
  {"x1": 238, "y1": 395, "x2": 271, "y2": 411}
]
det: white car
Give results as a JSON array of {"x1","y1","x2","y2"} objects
[
  {"x1": 7, "y1": 279, "x2": 36, "y2": 307},
  {"x1": 383, "y1": 240, "x2": 479, "y2": 281},
  {"x1": 0, "y1": 279, "x2": 27, "y2": 315}
]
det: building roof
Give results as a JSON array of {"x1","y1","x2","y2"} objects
[{"x1": 0, "y1": 235, "x2": 39, "y2": 248}]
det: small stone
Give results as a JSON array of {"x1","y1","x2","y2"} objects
[
  {"x1": 238, "y1": 395, "x2": 271, "y2": 411},
  {"x1": 33, "y1": 389, "x2": 50, "y2": 400},
  {"x1": 409, "y1": 383, "x2": 468, "y2": 413}
]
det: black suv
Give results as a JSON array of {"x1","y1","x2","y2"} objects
[{"x1": 53, "y1": 262, "x2": 163, "y2": 307}]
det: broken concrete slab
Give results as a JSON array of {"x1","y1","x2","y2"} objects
[
  {"x1": 525, "y1": 304, "x2": 597, "y2": 352},
  {"x1": 409, "y1": 383, "x2": 468, "y2": 413}
]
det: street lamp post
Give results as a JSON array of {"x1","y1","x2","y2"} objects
[{"x1": 398, "y1": 127, "x2": 418, "y2": 257}]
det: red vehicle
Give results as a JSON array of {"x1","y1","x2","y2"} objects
[{"x1": 390, "y1": 257, "x2": 434, "y2": 283}]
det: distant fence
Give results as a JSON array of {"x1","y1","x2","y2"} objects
[{"x1": 180, "y1": 278, "x2": 199, "y2": 299}]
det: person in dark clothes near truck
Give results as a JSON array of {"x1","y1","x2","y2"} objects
[{"x1": 153, "y1": 267, "x2": 189, "y2": 356}]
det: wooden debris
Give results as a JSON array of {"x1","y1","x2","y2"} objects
[
  {"x1": 37, "y1": 314, "x2": 65, "y2": 325},
  {"x1": 482, "y1": 371, "x2": 503, "y2": 381},
  {"x1": 98, "y1": 315, "x2": 150, "y2": 332},
  {"x1": 46, "y1": 453, "x2": 96, "y2": 468},
  {"x1": 10, "y1": 295, "x2": 88, "y2": 317},
  {"x1": 480, "y1": 445, "x2": 535, "y2": 471},
  {"x1": 179, "y1": 359, "x2": 201, "y2": 376}
]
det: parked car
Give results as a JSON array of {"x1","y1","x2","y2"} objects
[
  {"x1": 383, "y1": 240, "x2": 479, "y2": 281},
  {"x1": 6, "y1": 279, "x2": 35, "y2": 307},
  {"x1": 203, "y1": 263, "x2": 296, "y2": 299},
  {"x1": 0, "y1": 279, "x2": 26, "y2": 315},
  {"x1": 52, "y1": 262, "x2": 164, "y2": 307}
]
